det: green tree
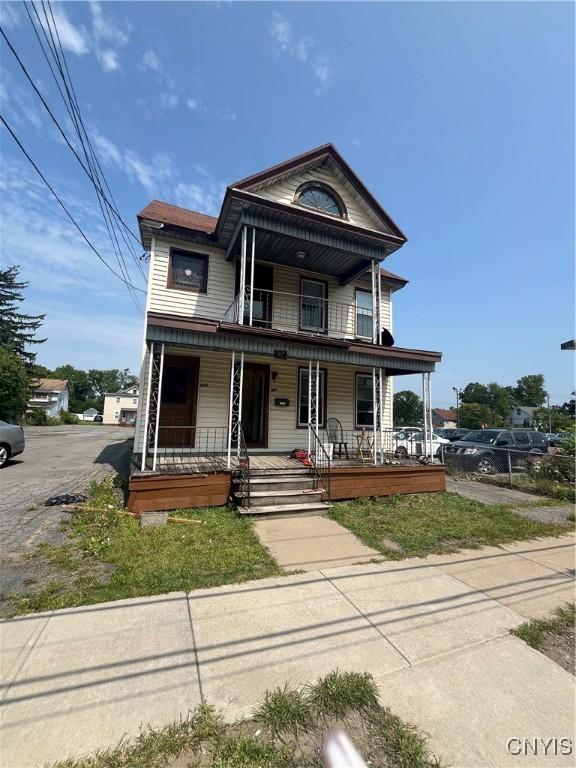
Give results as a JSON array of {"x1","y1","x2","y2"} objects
[
  {"x1": 0, "y1": 266, "x2": 46, "y2": 365},
  {"x1": 459, "y1": 402, "x2": 495, "y2": 430},
  {"x1": 393, "y1": 390, "x2": 423, "y2": 426},
  {"x1": 514, "y1": 374, "x2": 547, "y2": 406},
  {"x1": 52, "y1": 365, "x2": 92, "y2": 411},
  {"x1": 460, "y1": 381, "x2": 513, "y2": 421},
  {"x1": 533, "y1": 406, "x2": 574, "y2": 433},
  {"x1": 0, "y1": 347, "x2": 30, "y2": 422}
]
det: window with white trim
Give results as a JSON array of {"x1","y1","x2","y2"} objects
[
  {"x1": 355, "y1": 373, "x2": 373, "y2": 428},
  {"x1": 355, "y1": 289, "x2": 373, "y2": 338}
]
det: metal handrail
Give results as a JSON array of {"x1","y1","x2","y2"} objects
[
  {"x1": 237, "y1": 422, "x2": 251, "y2": 507},
  {"x1": 309, "y1": 423, "x2": 331, "y2": 500},
  {"x1": 222, "y1": 287, "x2": 374, "y2": 340}
]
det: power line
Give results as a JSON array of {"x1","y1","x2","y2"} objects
[
  {"x1": 1, "y1": 15, "x2": 144, "y2": 260},
  {"x1": 1, "y1": 113, "x2": 146, "y2": 295}
]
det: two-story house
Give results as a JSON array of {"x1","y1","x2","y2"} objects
[
  {"x1": 103, "y1": 386, "x2": 139, "y2": 426},
  {"x1": 27, "y1": 379, "x2": 69, "y2": 418},
  {"x1": 130, "y1": 144, "x2": 444, "y2": 514}
]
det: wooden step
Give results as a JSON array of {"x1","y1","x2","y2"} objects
[
  {"x1": 236, "y1": 476, "x2": 316, "y2": 492},
  {"x1": 248, "y1": 468, "x2": 312, "y2": 478},
  {"x1": 235, "y1": 489, "x2": 322, "y2": 507},
  {"x1": 238, "y1": 501, "x2": 330, "y2": 517}
]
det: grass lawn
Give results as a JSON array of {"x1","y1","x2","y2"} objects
[
  {"x1": 512, "y1": 603, "x2": 575, "y2": 675},
  {"x1": 328, "y1": 492, "x2": 572, "y2": 559},
  {"x1": 49, "y1": 671, "x2": 440, "y2": 768},
  {"x1": 2, "y1": 476, "x2": 282, "y2": 617}
]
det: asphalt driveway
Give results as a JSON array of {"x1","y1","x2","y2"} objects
[{"x1": 1, "y1": 426, "x2": 133, "y2": 584}]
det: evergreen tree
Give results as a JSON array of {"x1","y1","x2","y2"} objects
[
  {"x1": 0, "y1": 347, "x2": 30, "y2": 422},
  {"x1": 0, "y1": 266, "x2": 46, "y2": 365}
]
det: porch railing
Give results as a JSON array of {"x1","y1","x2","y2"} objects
[
  {"x1": 223, "y1": 288, "x2": 375, "y2": 341},
  {"x1": 146, "y1": 426, "x2": 230, "y2": 472},
  {"x1": 319, "y1": 428, "x2": 442, "y2": 464},
  {"x1": 309, "y1": 423, "x2": 331, "y2": 500}
]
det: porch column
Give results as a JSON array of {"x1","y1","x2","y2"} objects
[
  {"x1": 151, "y1": 343, "x2": 165, "y2": 472},
  {"x1": 427, "y1": 372, "x2": 434, "y2": 461},
  {"x1": 371, "y1": 261, "x2": 377, "y2": 344},
  {"x1": 372, "y1": 366, "x2": 379, "y2": 465},
  {"x1": 248, "y1": 227, "x2": 256, "y2": 326},
  {"x1": 379, "y1": 368, "x2": 385, "y2": 463},
  {"x1": 422, "y1": 373, "x2": 432, "y2": 460},
  {"x1": 376, "y1": 266, "x2": 383, "y2": 345},
  {"x1": 238, "y1": 225, "x2": 247, "y2": 325},
  {"x1": 140, "y1": 341, "x2": 155, "y2": 471},
  {"x1": 307, "y1": 359, "x2": 320, "y2": 455},
  {"x1": 227, "y1": 351, "x2": 245, "y2": 469}
]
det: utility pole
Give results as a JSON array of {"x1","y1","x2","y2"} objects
[
  {"x1": 452, "y1": 387, "x2": 462, "y2": 427},
  {"x1": 547, "y1": 394, "x2": 552, "y2": 434}
]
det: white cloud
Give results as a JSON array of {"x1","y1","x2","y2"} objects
[
  {"x1": 160, "y1": 92, "x2": 179, "y2": 110},
  {"x1": 0, "y1": 2, "x2": 21, "y2": 29},
  {"x1": 139, "y1": 50, "x2": 162, "y2": 72},
  {"x1": 269, "y1": 12, "x2": 334, "y2": 94},
  {"x1": 186, "y1": 97, "x2": 208, "y2": 113},
  {"x1": 97, "y1": 48, "x2": 120, "y2": 73},
  {"x1": 47, "y1": 4, "x2": 90, "y2": 55},
  {"x1": 90, "y1": 128, "x2": 226, "y2": 215}
]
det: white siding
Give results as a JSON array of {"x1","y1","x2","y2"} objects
[
  {"x1": 148, "y1": 237, "x2": 235, "y2": 320},
  {"x1": 254, "y1": 163, "x2": 386, "y2": 232},
  {"x1": 140, "y1": 349, "x2": 393, "y2": 454}
]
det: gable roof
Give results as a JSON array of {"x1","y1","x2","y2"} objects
[
  {"x1": 432, "y1": 408, "x2": 457, "y2": 421},
  {"x1": 32, "y1": 379, "x2": 68, "y2": 392},
  {"x1": 231, "y1": 143, "x2": 407, "y2": 241}
]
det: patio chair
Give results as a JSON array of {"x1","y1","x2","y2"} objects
[{"x1": 326, "y1": 417, "x2": 349, "y2": 459}]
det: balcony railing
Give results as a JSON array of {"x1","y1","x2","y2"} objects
[{"x1": 223, "y1": 288, "x2": 375, "y2": 341}]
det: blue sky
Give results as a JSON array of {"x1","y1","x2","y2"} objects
[{"x1": 1, "y1": 1, "x2": 574, "y2": 408}]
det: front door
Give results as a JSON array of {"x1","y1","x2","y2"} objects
[
  {"x1": 159, "y1": 356, "x2": 199, "y2": 447},
  {"x1": 241, "y1": 362, "x2": 269, "y2": 447}
]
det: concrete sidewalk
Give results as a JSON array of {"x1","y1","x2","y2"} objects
[{"x1": 1, "y1": 533, "x2": 574, "y2": 768}]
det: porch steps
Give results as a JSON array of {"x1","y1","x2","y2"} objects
[{"x1": 233, "y1": 469, "x2": 330, "y2": 517}]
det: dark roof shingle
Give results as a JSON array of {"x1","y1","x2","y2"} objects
[{"x1": 138, "y1": 200, "x2": 217, "y2": 234}]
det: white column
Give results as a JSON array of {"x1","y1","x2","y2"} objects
[
  {"x1": 428, "y1": 372, "x2": 434, "y2": 461},
  {"x1": 238, "y1": 225, "x2": 247, "y2": 324},
  {"x1": 372, "y1": 366, "x2": 378, "y2": 465},
  {"x1": 315, "y1": 360, "x2": 320, "y2": 436},
  {"x1": 422, "y1": 373, "x2": 429, "y2": 461},
  {"x1": 248, "y1": 227, "x2": 256, "y2": 326},
  {"x1": 227, "y1": 351, "x2": 236, "y2": 469},
  {"x1": 237, "y1": 351, "x2": 244, "y2": 458},
  {"x1": 379, "y1": 368, "x2": 385, "y2": 463},
  {"x1": 140, "y1": 341, "x2": 154, "y2": 472},
  {"x1": 371, "y1": 261, "x2": 377, "y2": 344},
  {"x1": 151, "y1": 343, "x2": 165, "y2": 471},
  {"x1": 308, "y1": 359, "x2": 312, "y2": 455},
  {"x1": 377, "y1": 267, "x2": 383, "y2": 345}
]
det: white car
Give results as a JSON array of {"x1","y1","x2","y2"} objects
[{"x1": 394, "y1": 430, "x2": 449, "y2": 459}]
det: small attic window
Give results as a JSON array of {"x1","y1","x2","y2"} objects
[{"x1": 294, "y1": 182, "x2": 346, "y2": 218}]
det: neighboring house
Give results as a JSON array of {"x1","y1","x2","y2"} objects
[
  {"x1": 27, "y1": 379, "x2": 69, "y2": 418},
  {"x1": 509, "y1": 406, "x2": 536, "y2": 428},
  {"x1": 432, "y1": 409, "x2": 457, "y2": 429},
  {"x1": 81, "y1": 407, "x2": 100, "y2": 421},
  {"x1": 103, "y1": 387, "x2": 139, "y2": 426},
  {"x1": 131, "y1": 143, "x2": 443, "y2": 513}
]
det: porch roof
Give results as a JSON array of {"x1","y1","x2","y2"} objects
[{"x1": 146, "y1": 312, "x2": 441, "y2": 374}]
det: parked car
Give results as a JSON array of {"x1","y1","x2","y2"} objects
[
  {"x1": 443, "y1": 429, "x2": 548, "y2": 474},
  {"x1": 0, "y1": 420, "x2": 25, "y2": 468},
  {"x1": 394, "y1": 430, "x2": 449, "y2": 459},
  {"x1": 436, "y1": 428, "x2": 471, "y2": 442},
  {"x1": 93, "y1": 414, "x2": 103, "y2": 422}
]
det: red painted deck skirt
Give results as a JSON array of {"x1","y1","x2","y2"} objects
[{"x1": 128, "y1": 464, "x2": 446, "y2": 514}]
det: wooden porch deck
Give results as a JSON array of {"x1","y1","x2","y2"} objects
[{"x1": 139, "y1": 452, "x2": 426, "y2": 475}]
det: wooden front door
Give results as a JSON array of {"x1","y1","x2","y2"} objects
[
  {"x1": 159, "y1": 356, "x2": 199, "y2": 447},
  {"x1": 241, "y1": 362, "x2": 269, "y2": 447}
]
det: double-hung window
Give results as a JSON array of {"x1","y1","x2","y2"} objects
[
  {"x1": 355, "y1": 373, "x2": 374, "y2": 428},
  {"x1": 297, "y1": 367, "x2": 326, "y2": 427},
  {"x1": 355, "y1": 289, "x2": 373, "y2": 339},
  {"x1": 300, "y1": 278, "x2": 327, "y2": 332}
]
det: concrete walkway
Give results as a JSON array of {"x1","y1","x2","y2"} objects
[
  {"x1": 446, "y1": 477, "x2": 573, "y2": 523},
  {"x1": 254, "y1": 516, "x2": 382, "y2": 571},
  {"x1": 1, "y1": 533, "x2": 574, "y2": 768}
]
